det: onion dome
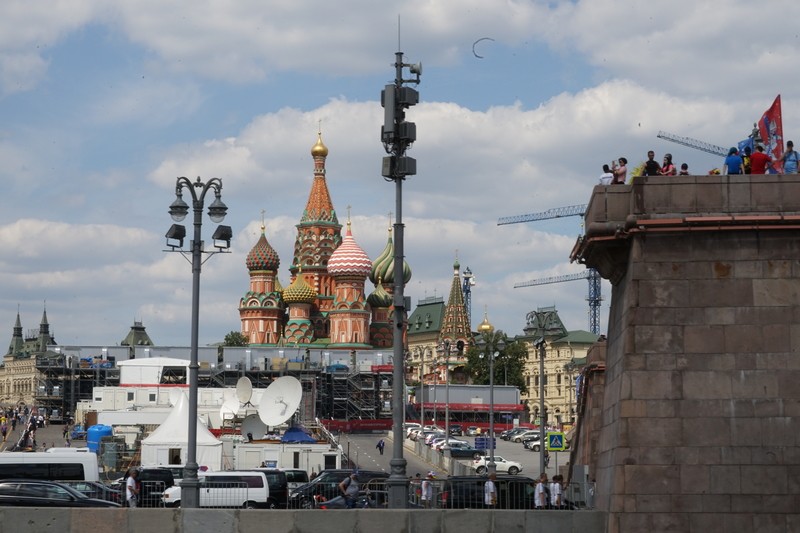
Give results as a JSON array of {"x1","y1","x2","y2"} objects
[
  {"x1": 367, "y1": 278, "x2": 392, "y2": 308},
  {"x1": 246, "y1": 225, "x2": 280, "y2": 271},
  {"x1": 369, "y1": 227, "x2": 412, "y2": 285},
  {"x1": 328, "y1": 221, "x2": 372, "y2": 277},
  {"x1": 311, "y1": 133, "x2": 328, "y2": 157},
  {"x1": 283, "y1": 270, "x2": 316, "y2": 304},
  {"x1": 274, "y1": 277, "x2": 284, "y2": 295}
]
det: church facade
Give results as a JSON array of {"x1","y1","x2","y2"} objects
[{"x1": 239, "y1": 134, "x2": 410, "y2": 350}]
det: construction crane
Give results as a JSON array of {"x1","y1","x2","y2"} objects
[
  {"x1": 462, "y1": 267, "x2": 475, "y2": 326},
  {"x1": 497, "y1": 204, "x2": 587, "y2": 226},
  {"x1": 497, "y1": 205, "x2": 601, "y2": 335},
  {"x1": 514, "y1": 270, "x2": 602, "y2": 335},
  {"x1": 656, "y1": 131, "x2": 728, "y2": 157}
]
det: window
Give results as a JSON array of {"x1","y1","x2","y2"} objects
[{"x1": 127, "y1": 392, "x2": 135, "y2": 401}]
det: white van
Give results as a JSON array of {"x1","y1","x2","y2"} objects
[
  {"x1": 162, "y1": 471, "x2": 269, "y2": 508},
  {"x1": 0, "y1": 452, "x2": 99, "y2": 482}
]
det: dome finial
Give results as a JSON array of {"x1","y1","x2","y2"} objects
[
  {"x1": 260, "y1": 209, "x2": 266, "y2": 232},
  {"x1": 311, "y1": 126, "x2": 328, "y2": 157}
]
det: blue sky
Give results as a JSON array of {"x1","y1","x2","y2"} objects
[{"x1": 2, "y1": 0, "x2": 799, "y2": 347}]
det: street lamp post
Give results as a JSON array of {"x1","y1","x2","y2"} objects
[
  {"x1": 437, "y1": 341, "x2": 452, "y2": 456},
  {"x1": 476, "y1": 313, "x2": 505, "y2": 476},
  {"x1": 535, "y1": 337, "x2": 547, "y2": 474},
  {"x1": 166, "y1": 176, "x2": 231, "y2": 508},
  {"x1": 418, "y1": 348, "x2": 425, "y2": 427}
]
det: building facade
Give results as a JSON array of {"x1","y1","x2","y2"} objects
[{"x1": 517, "y1": 306, "x2": 597, "y2": 427}]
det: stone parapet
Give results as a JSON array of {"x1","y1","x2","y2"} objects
[
  {"x1": 571, "y1": 175, "x2": 800, "y2": 532},
  {"x1": 0, "y1": 507, "x2": 606, "y2": 533}
]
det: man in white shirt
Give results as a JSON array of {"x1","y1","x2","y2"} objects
[
  {"x1": 535, "y1": 473, "x2": 549, "y2": 509},
  {"x1": 550, "y1": 474, "x2": 563, "y2": 508},
  {"x1": 599, "y1": 164, "x2": 614, "y2": 185},
  {"x1": 126, "y1": 469, "x2": 140, "y2": 508}
]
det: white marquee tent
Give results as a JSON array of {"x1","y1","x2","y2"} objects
[{"x1": 140, "y1": 391, "x2": 223, "y2": 470}]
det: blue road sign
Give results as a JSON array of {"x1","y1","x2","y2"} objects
[
  {"x1": 546, "y1": 431, "x2": 566, "y2": 451},
  {"x1": 474, "y1": 437, "x2": 496, "y2": 450}
]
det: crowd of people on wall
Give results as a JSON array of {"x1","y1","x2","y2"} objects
[{"x1": 599, "y1": 140, "x2": 797, "y2": 184}]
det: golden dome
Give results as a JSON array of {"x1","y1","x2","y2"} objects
[
  {"x1": 477, "y1": 312, "x2": 494, "y2": 335},
  {"x1": 311, "y1": 133, "x2": 328, "y2": 157}
]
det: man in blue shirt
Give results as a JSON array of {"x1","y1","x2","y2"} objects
[
  {"x1": 780, "y1": 140, "x2": 799, "y2": 174},
  {"x1": 723, "y1": 147, "x2": 744, "y2": 175}
]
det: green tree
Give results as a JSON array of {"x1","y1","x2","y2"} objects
[
  {"x1": 223, "y1": 331, "x2": 249, "y2": 346},
  {"x1": 465, "y1": 330, "x2": 528, "y2": 395}
]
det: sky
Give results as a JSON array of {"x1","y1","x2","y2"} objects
[{"x1": 2, "y1": 0, "x2": 799, "y2": 349}]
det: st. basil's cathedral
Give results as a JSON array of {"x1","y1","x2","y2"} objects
[{"x1": 238, "y1": 133, "x2": 410, "y2": 350}]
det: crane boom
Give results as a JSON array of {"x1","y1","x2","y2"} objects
[
  {"x1": 497, "y1": 204, "x2": 588, "y2": 226},
  {"x1": 515, "y1": 269, "x2": 603, "y2": 334},
  {"x1": 656, "y1": 131, "x2": 728, "y2": 157},
  {"x1": 514, "y1": 272, "x2": 588, "y2": 288}
]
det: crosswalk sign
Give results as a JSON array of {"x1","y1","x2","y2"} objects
[{"x1": 546, "y1": 431, "x2": 566, "y2": 451}]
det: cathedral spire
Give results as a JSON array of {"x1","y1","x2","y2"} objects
[{"x1": 439, "y1": 257, "x2": 471, "y2": 352}]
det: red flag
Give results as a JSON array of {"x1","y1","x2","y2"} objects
[{"x1": 758, "y1": 95, "x2": 783, "y2": 172}]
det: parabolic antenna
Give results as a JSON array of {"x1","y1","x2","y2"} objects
[
  {"x1": 219, "y1": 398, "x2": 240, "y2": 421},
  {"x1": 258, "y1": 376, "x2": 303, "y2": 427},
  {"x1": 241, "y1": 414, "x2": 268, "y2": 440},
  {"x1": 236, "y1": 376, "x2": 253, "y2": 405}
]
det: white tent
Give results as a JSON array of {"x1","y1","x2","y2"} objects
[{"x1": 140, "y1": 392, "x2": 223, "y2": 470}]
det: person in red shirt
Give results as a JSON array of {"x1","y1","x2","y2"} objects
[{"x1": 750, "y1": 144, "x2": 772, "y2": 174}]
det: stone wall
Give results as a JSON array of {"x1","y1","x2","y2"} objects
[
  {"x1": 572, "y1": 175, "x2": 800, "y2": 533},
  {"x1": 2, "y1": 508, "x2": 606, "y2": 533}
]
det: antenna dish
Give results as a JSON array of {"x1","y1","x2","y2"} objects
[
  {"x1": 258, "y1": 376, "x2": 303, "y2": 427},
  {"x1": 219, "y1": 398, "x2": 240, "y2": 421},
  {"x1": 241, "y1": 414, "x2": 267, "y2": 441},
  {"x1": 235, "y1": 376, "x2": 253, "y2": 404}
]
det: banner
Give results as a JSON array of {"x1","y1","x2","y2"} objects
[{"x1": 758, "y1": 95, "x2": 783, "y2": 172}]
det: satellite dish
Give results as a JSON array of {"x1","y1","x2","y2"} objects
[
  {"x1": 241, "y1": 414, "x2": 267, "y2": 441},
  {"x1": 258, "y1": 376, "x2": 303, "y2": 427},
  {"x1": 219, "y1": 398, "x2": 240, "y2": 421},
  {"x1": 236, "y1": 377, "x2": 253, "y2": 405}
]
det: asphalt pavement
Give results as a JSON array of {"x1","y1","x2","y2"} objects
[{"x1": 0, "y1": 418, "x2": 75, "y2": 452}]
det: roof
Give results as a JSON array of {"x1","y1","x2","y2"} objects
[
  {"x1": 407, "y1": 298, "x2": 445, "y2": 337},
  {"x1": 117, "y1": 357, "x2": 189, "y2": 367},
  {"x1": 553, "y1": 330, "x2": 599, "y2": 344}
]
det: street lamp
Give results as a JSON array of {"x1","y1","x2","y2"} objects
[
  {"x1": 166, "y1": 176, "x2": 231, "y2": 509},
  {"x1": 436, "y1": 341, "x2": 452, "y2": 454},
  {"x1": 476, "y1": 312, "x2": 505, "y2": 476},
  {"x1": 417, "y1": 348, "x2": 425, "y2": 427},
  {"x1": 534, "y1": 337, "x2": 547, "y2": 474}
]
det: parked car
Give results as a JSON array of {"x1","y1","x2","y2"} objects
[
  {"x1": 465, "y1": 426, "x2": 480, "y2": 436},
  {"x1": 445, "y1": 442, "x2": 486, "y2": 459},
  {"x1": 424, "y1": 432, "x2": 446, "y2": 446},
  {"x1": 436, "y1": 475, "x2": 539, "y2": 509},
  {"x1": 282, "y1": 469, "x2": 309, "y2": 491},
  {"x1": 512, "y1": 430, "x2": 541, "y2": 443},
  {"x1": 254, "y1": 469, "x2": 288, "y2": 509},
  {"x1": 449, "y1": 424, "x2": 463, "y2": 436},
  {"x1": 522, "y1": 435, "x2": 543, "y2": 451},
  {"x1": 500, "y1": 428, "x2": 529, "y2": 441},
  {"x1": 162, "y1": 471, "x2": 270, "y2": 508},
  {"x1": 59, "y1": 480, "x2": 123, "y2": 504},
  {"x1": 472, "y1": 456, "x2": 523, "y2": 475},
  {"x1": 0, "y1": 479, "x2": 120, "y2": 507},
  {"x1": 432, "y1": 438, "x2": 467, "y2": 451},
  {"x1": 288, "y1": 469, "x2": 389, "y2": 509}
]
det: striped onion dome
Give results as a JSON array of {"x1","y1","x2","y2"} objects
[
  {"x1": 328, "y1": 221, "x2": 372, "y2": 277},
  {"x1": 246, "y1": 226, "x2": 280, "y2": 271},
  {"x1": 283, "y1": 270, "x2": 316, "y2": 304}
]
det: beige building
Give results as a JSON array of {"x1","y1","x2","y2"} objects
[{"x1": 517, "y1": 306, "x2": 597, "y2": 427}]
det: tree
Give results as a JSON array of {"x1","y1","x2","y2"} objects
[
  {"x1": 223, "y1": 331, "x2": 249, "y2": 346},
  {"x1": 465, "y1": 330, "x2": 528, "y2": 395}
]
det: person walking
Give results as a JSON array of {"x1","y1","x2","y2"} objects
[
  {"x1": 126, "y1": 469, "x2": 140, "y2": 508},
  {"x1": 484, "y1": 472, "x2": 497, "y2": 509},
  {"x1": 338, "y1": 472, "x2": 360, "y2": 509},
  {"x1": 376, "y1": 438, "x2": 385, "y2": 455},
  {"x1": 535, "y1": 473, "x2": 549, "y2": 509}
]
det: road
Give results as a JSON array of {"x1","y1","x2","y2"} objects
[{"x1": 338, "y1": 432, "x2": 567, "y2": 480}]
